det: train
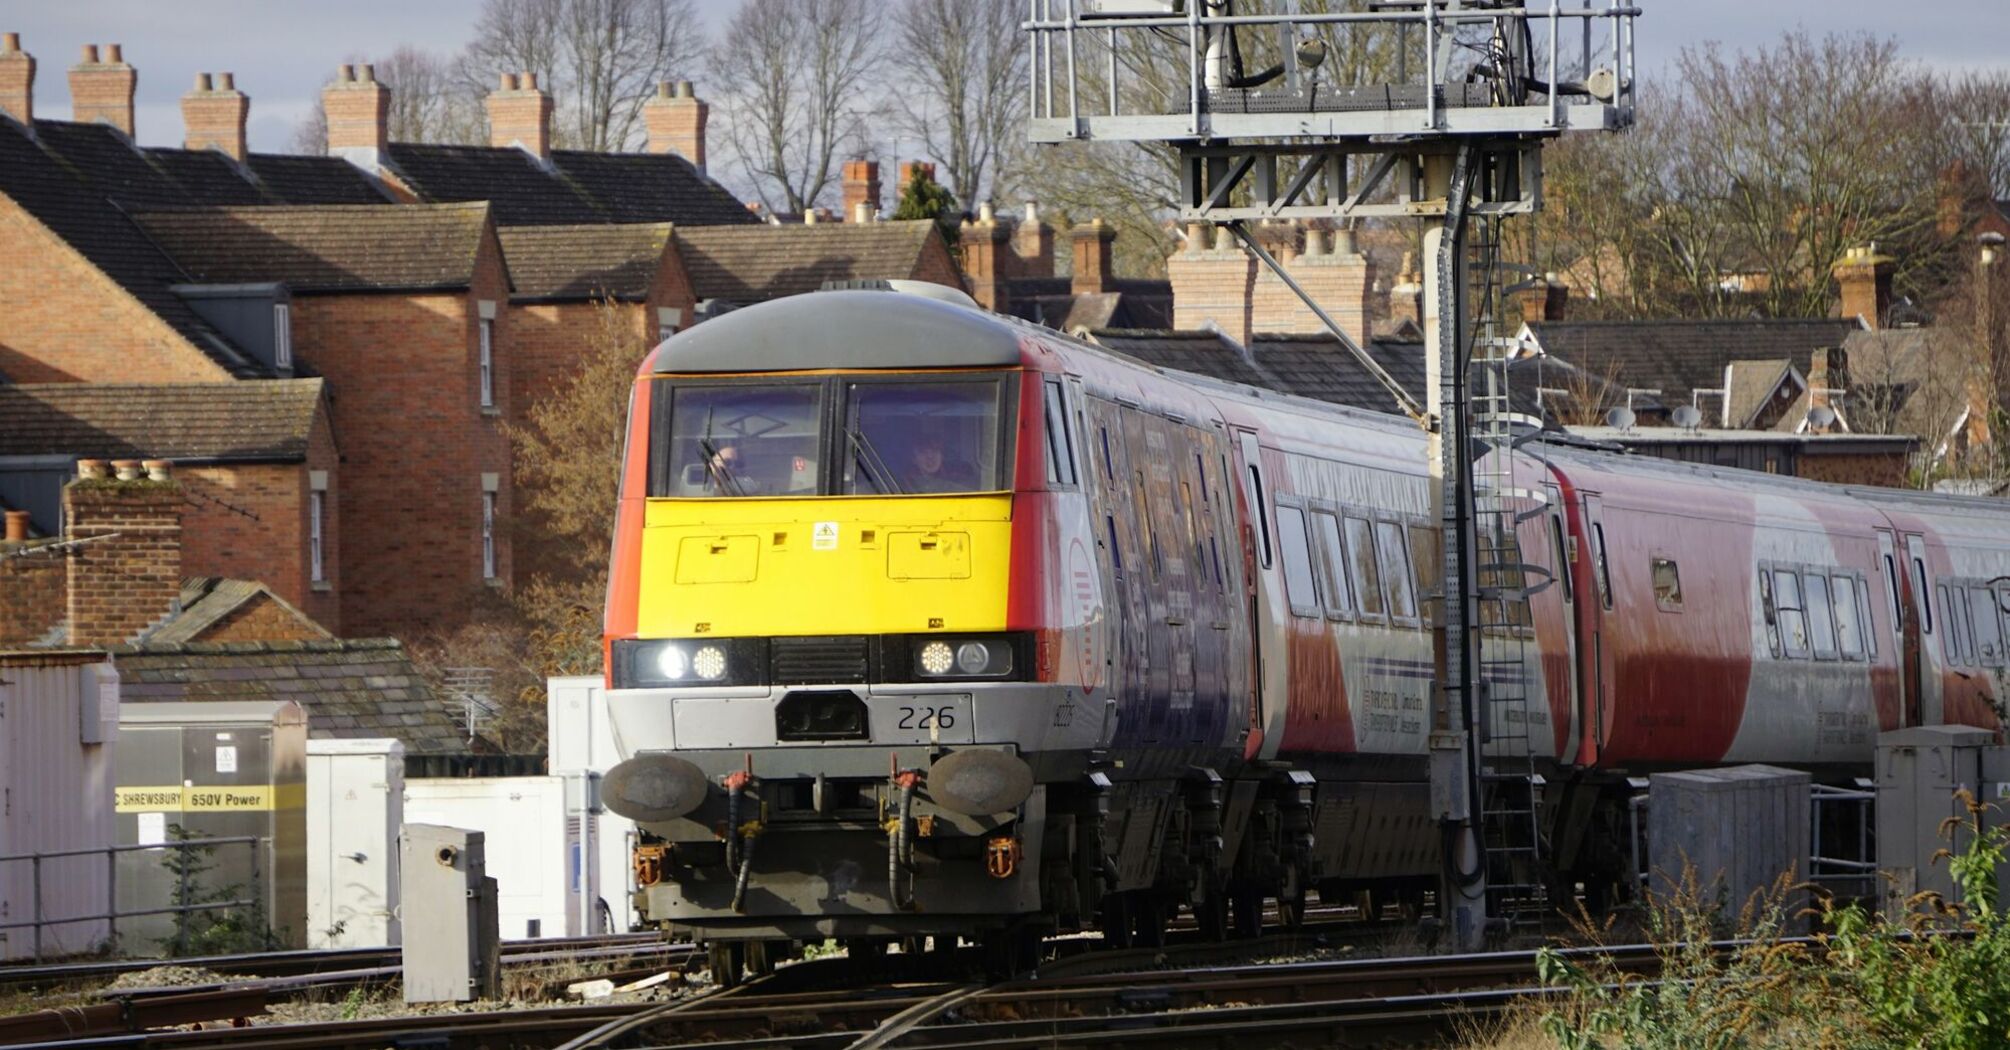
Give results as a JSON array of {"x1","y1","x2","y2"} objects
[{"x1": 597, "y1": 286, "x2": 2010, "y2": 982}]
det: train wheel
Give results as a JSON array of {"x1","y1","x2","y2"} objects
[
  {"x1": 744, "y1": 940, "x2": 774, "y2": 978},
  {"x1": 1230, "y1": 883, "x2": 1264, "y2": 939},
  {"x1": 1193, "y1": 884, "x2": 1230, "y2": 941},
  {"x1": 707, "y1": 941, "x2": 744, "y2": 988},
  {"x1": 1132, "y1": 892, "x2": 1169, "y2": 949},
  {"x1": 1099, "y1": 892, "x2": 1135, "y2": 948}
]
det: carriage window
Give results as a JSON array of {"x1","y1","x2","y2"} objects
[
  {"x1": 1861, "y1": 581, "x2": 1879, "y2": 660},
  {"x1": 1276, "y1": 505, "x2": 1320, "y2": 618},
  {"x1": 1805, "y1": 572, "x2": 1838, "y2": 660},
  {"x1": 1759, "y1": 569, "x2": 1782, "y2": 657},
  {"x1": 845, "y1": 378, "x2": 1006, "y2": 494},
  {"x1": 1376, "y1": 521, "x2": 1418, "y2": 623},
  {"x1": 1968, "y1": 586, "x2": 2003, "y2": 666},
  {"x1": 1591, "y1": 522, "x2": 1613, "y2": 610},
  {"x1": 1042, "y1": 382, "x2": 1076, "y2": 486},
  {"x1": 1651, "y1": 557, "x2": 1683, "y2": 611},
  {"x1": 1409, "y1": 524, "x2": 1441, "y2": 626},
  {"x1": 657, "y1": 382, "x2": 823, "y2": 497},
  {"x1": 1345, "y1": 516, "x2": 1385, "y2": 619},
  {"x1": 1832, "y1": 575, "x2": 1865, "y2": 659},
  {"x1": 1945, "y1": 584, "x2": 1976, "y2": 666},
  {"x1": 1314, "y1": 511, "x2": 1353, "y2": 619},
  {"x1": 1548, "y1": 513, "x2": 1572, "y2": 604},
  {"x1": 1774, "y1": 569, "x2": 1809, "y2": 658}
]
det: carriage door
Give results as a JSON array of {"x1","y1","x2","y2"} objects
[
  {"x1": 1233, "y1": 428, "x2": 1285, "y2": 760},
  {"x1": 1874, "y1": 529, "x2": 1918, "y2": 728},
  {"x1": 1580, "y1": 493, "x2": 1614, "y2": 758},
  {"x1": 1545, "y1": 484, "x2": 1582, "y2": 761},
  {"x1": 1903, "y1": 533, "x2": 1940, "y2": 725}
]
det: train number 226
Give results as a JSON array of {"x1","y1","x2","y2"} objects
[{"x1": 898, "y1": 706, "x2": 957, "y2": 730}]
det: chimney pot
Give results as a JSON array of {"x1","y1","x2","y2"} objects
[
  {"x1": 978, "y1": 200, "x2": 996, "y2": 224},
  {"x1": 76, "y1": 459, "x2": 108, "y2": 481},
  {"x1": 105, "y1": 43, "x2": 121, "y2": 62},
  {"x1": 656, "y1": 80, "x2": 671, "y2": 98},
  {"x1": 81, "y1": 44, "x2": 97, "y2": 63},
  {"x1": 339, "y1": 63, "x2": 355, "y2": 82},
  {"x1": 3, "y1": 509, "x2": 28, "y2": 543},
  {"x1": 675, "y1": 79, "x2": 693, "y2": 98},
  {"x1": 499, "y1": 71, "x2": 516, "y2": 90},
  {"x1": 852, "y1": 202, "x2": 871, "y2": 223},
  {"x1": 142, "y1": 459, "x2": 172, "y2": 482},
  {"x1": 194, "y1": 71, "x2": 211, "y2": 91},
  {"x1": 523, "y1": 71, "x2": 538, "y2": 90},
  {"x1": 2, "y1": 33, "x2": 19, "y2": 53},
  {"x1": 358, "y1": 63, "x2": 375, "y2": 84},
  {"x1": 218, "y1": 71, "x2": 233, "y2": 90},
  {"x1": 111, "y1": 459, "x2": 142, "y2": 481}
]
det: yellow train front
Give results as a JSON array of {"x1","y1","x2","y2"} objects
[{"x1": 600, "y1": 289, "x2": 1104, "y2": 974}]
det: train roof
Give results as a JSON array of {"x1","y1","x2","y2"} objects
[{"x1": 641, "y1": 290, "x2": 1028, "y2": 374}]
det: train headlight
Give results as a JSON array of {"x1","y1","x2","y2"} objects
[
  {"x1": 612, "y1": 638, "x2": 766, "y2": 689},
  {"x1": 910, "y1": 636, "x2": 1016, "y2": 679}
]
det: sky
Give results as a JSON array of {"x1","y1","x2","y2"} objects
[{"x1": 7, "y1": 0, "x2": 2008, "y2": 154}]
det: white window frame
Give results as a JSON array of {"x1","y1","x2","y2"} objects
[
  {"x1": 309, "y1": 490, "x2": 325, "y2": 583},
  {"x1": 481, "y1": 491, "x2": 497, "y2": 580},
  {"x1": 273, "y1": 302, "x2": 292, "y2": 370},
  {"x1": 478, "y1": 317, "x2": 495, "y2": 408}
]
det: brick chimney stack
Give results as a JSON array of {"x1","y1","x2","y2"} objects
[
  {"x1": 0, "y1": 33, "x2": 32, "y2": 125},
  {"x1": 842, "y1": 159, "x2": 881, "y2": 222},
  {"x1": 1388, "y1": 252, "x2": 1423, "y2": 333},
  {"x1": 486, "y1": 71, "x2": 552, "y2": 160},
  {"x1": 896, "y1": 160, "x2": 936, "y2": 204},
  {"x1": 324, "y1": 63, "x2": 389, "y2": 169},
  {"x1": 69, "y1": 43, "x2": 135, "y2": 135},
  {"x1": 65, "y1": 458, "x2": 182, "y2": 647},
  {"x1": 643, "y1": 80, "x2": 706, "y2": 171},
  {"x1": 961, "y1": 202, "x2": 1012, "y2": 312},
  {"x1": 1170, "y1": 223, "x2": 1257, "y2": 345},
  {"x1": 1013, "y1": 200, "x2": 1054, "y2": 279},
  {"x1": 1513, "y1": 273, "x2": 1569, "y2": 323},
  {"x1": 1833, "y1": 245, "x2": 1894, "y2": 330},
  {"x1": 1071, "y1": 219, "x2": 1116, "y2": 297},
  {"x1": 181, "y1": 71, "x2": 248, "y2": 161},
  {"x1": 1256, "y1": 224, "x2": 1374, "y2": 344}
]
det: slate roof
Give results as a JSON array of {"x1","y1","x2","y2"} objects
[
  {"x1": 0, "y1": 379, "x2": 323, "y2": 461},
  {"x1": 1249, "y1": 334, "x2": 1427, "y2": 415},
  {"x1": 145, "y1": 578, "x2": 333, "y2": 647},
  {"x1": 1524, "y1": 319, "x2": 1863, "y2": 414},
  {"x1": 1009, "y1": 278, "x2": 1175, "y2": 332},
  {"x1": 675, "y1": 221, "x2": 946, "y2": 303},
  {"x1": 113, "y1": 638, "x2": 476, "y2": 755},
  {"x1": 1839, "y1": 328, "x2": 1975, "y2": 441},
  {"x1": 0, "y1": 118, "x2": 391, "y2": 377},
  {"x1": 383, "y1": 143, "x2": 756, "y2": 228},
  {"x1": 498, "y1": 222, "x2": 672, "y2": 301},
  {"x1": 1092, "y1": 329, "x2": 1275, "y2": 389},
  {"x1": 134, "y1": 203, "x2": 493, "y2": 292}
]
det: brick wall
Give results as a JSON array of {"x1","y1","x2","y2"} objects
[
  {"x1": 0, "y1": 195, "x2": 233, "y2": 383},
  {"x1": 65, "y1": 476, "x2": 182, "y2": 646},
  {"x1": 1169, "y1": 235, "x2": 1256, "y2": 344},
  {"x1": 911, "y1": 231, "x2": 966, "y2": 291},
  {"x1": 196, "y1": 593, "x2": 329, "y2": 643},
  {"x1": 0, "y1": 555, "x2": 64, "y2": 645},
  {"x1": 288, "y1": 233, "x2": 513, "y2": 636},
  {"x1": 1795, "y1": 451, "x2": 1910, "y2": 487}
]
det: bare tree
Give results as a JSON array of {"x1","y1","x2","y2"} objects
[
  {"x1": 461, "y1": 0, "x2": 708, "y2": 152},
  {"x1": 290, "y1": 46, "x2": 485, "y2": 154},
  {"x1": 710, "y1": 0, "x2": 886, "y2": 215},
  {"x1": 889, "y1": 0, "x2": 1025, "y2": 207}
]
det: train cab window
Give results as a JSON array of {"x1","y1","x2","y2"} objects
[
  {"x1": 1773, "y1": 569, "x2": 1810, "y2": 658},
  {"x1": 1759, "y1": 570, "x2": 1782, "y2": 658},
  {"x1": 1968, "y1": 586, "x2": 2004, "y2": 666},
  {"x1": 1832, "y1": 575, "x2": 1865, "y2": 660},
  {"x1": 658, "y1": 382, "x2": 824, "y2": 497},
  {"x1": 1651, "y1": 557, "x2": 1682, "y2": 611},
  {"x1": 1345, "y1": 516, "x2": 1386, "y2": 620},
  {"x1": 1276, "y1": 505, "x2": 1320, "y2": 618},
  {"x1": 1376, "y1": 521, "x2": 1418, "y2": 624},
  {"x1": 1805, "y1": 572, "x2": 1839, "y2": 660},
  {"x1": 1313, "y1": 511, "x2": 1354, "y2": 619},
  {"x1": 844, "y1": 378, "x2": 1008, "y2": 495},
  {"x1": 1042, "y1": 382, "x2": 1076, "y2": 486}
]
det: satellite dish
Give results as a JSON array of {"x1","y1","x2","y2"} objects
[
  {"x1": 1671, "y1": 405, "x2": 1703, "y2": 429},
  {"x1": 1808, "y1": 406, "x2": 1838, "y2": 430},
  {"x1": 1604, "y1": 406, "x2": 1636, "y2": 430}
]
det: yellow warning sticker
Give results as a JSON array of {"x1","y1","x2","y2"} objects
[{"x1": 116, "y1": 785, "x2": 280, "y2": 812}]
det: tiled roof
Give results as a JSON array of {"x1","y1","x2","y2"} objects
[
  {"x1": 113, "y1": 638, "x2": 477, "y2": 755},
  {"x1": 675, "y1": 221, "x2": 944, "y2": 303},
  {"x1": 0, "y1": 119, "x2": 391, "y2": 377},
  {"x1": 383, "y1": 143, "x2": 757, "y2": 228},
  {"x1": 146, "y1": 578, "x2": 334, "y2": 647},
  {"x1": 1525, "y1": 319, "x2": 1863, "y2": 414},
  {"x1": 1249, "y1": 333, "x2": 1428, "y2": 415},
  {"x1": 498, "y1": 222, "x2": 672, "y2": 301},
  {"x1": 134, "y1": 203, "x2": 493, "y2": 292},
  {"x1": 0, "y1": 379, "x2": 323, "y2": 461},
  {"x1": 1840, "y1": 329, "x2": 1973, "y2": 440},
  {"x1": 1091, "y1": 329, "x2": 1275, "y2": 389},
  {"x1": 1010, "y1": 278, "x2": 1175, "y2": 332}
]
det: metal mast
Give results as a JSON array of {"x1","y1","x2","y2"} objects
[{"x1": 1023, "y1": 0, "x2": 1639, "y2": 950}]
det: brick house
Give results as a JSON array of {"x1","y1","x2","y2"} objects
[
  {"x1": 0, "y1": 380, "x2": 340, "y2": 628},
  {"x1": 675, "y1": 220, "x2": 964, "y2": 307}
]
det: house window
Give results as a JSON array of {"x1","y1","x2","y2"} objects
[
  {"x1": 482, "y1": 492, "x2": 497, "y2": 580},
  {"x1": 309, "y1": 490, "x2": 325, "y2": 583},
  {"x1": 273, "y1": 302, "x2": 292, "y2": 370},
  {"x1": 478, "y1": 318, "x2": 495, "y2": 408}
]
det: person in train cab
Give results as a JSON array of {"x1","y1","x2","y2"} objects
[
  {"x1": 905, "y1": 426, "x2": 980, "y2": 493},
  {"x1": 706, "y1": 443, "x2": 758, "y2": 496}
]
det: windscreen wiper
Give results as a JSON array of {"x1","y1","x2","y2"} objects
[
  {"x1": 846, "y1": 427, "x2": 902, "y2": 495},
  {"x1": 698, "y1": 408, "x2": 745, "y2": 496}
]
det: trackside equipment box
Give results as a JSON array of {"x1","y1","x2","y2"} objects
[{"x1": 1876, "y1": 726, "x2": 2010, "y2": 921}]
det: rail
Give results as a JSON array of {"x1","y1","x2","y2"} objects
[
  {"x1": 0, "y1": 837, "x2": 263, "y2": 963},
  {"x1": 1023, "y1": 0, "x2": 1641, "y2": 143}
]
